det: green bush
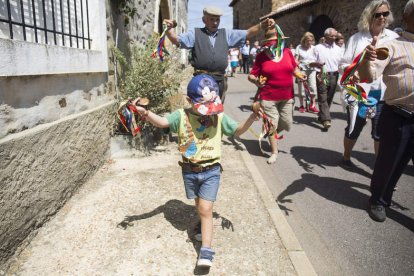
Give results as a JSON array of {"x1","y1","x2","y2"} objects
[
  {"x1": 113, "y1": 33, "x2": 185, "y2": 150},
  {"x1": 121, "y1": 34, "x2": 181, "y2": 115}
]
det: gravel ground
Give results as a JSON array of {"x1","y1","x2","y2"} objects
[{"x1": 6, "y1": 141, "x2": 296, "y2": 275}]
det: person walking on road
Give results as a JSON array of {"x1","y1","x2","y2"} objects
[
  {"x1": 240, "y1": 40, "x2": 251, "y2": 74},
  {"x1": 229, "y1": 47, "x2": 240, "y2": 77},
  {"x1": 312, "y1": 27, "x2": 344, "y2": 130},
  {"x1": 248, "y1": 25, "x2": 307, "y2": 164},
  {"x1": 339, "y1": 0, "x2": 398, "y2": 169},
  {"x1": 131, "y1": 74, "x2": 261, "y2": 266},
  {"x1": 359, "y1": 0, "x2": 414, "y2": 222},
  {"x1": 295, "y1": 32, "x2": 318, "y2": 113},
  {"x1": 163, "y1": 6, "x2": 274, "y2": 103},
  {"x1": 250, "y1": 40, "x2": 260, "y2": 65}
]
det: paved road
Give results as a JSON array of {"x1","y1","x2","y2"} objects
[{"x1": 224, "y1": 74, "x2": 414, "y2": 276}]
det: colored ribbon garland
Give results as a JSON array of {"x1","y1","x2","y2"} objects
[
  {"x1": 253, "y1": 105, "x2": 283, "y2": 155},
  {"x1": 151, "y1": 25, "x2": 170, "y2": 62},
  {"x1": 117, "y1": 100, "x2": 146, "y2": 137},
  {"x1": 340, "y1": 49, "x2": 379, "y2": 135},
  {"x1": 301, "y1": 80, "x2": 313, "y2": 109},
  {"x1": 269, "y1": 24, "x2": 286, "y2": 61},
  {"x1": 340, "y1": 50, "x2": 368, "y2": 103}
]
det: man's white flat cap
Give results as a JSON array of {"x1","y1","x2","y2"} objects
[{"x1": 203, "y1": 6, "x2": 223, "y2": 16}]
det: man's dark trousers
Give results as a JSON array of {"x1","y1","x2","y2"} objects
[
  {"x1": 242, "y1": 54, "x2": 249, "y2": 74},
  {"x1": 317, "y1": 72, "x2": 338, "y2": 122},
  {"x1": 370, "y1": 104, "x2": 414, "y2": 206}
]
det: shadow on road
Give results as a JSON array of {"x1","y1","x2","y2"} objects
[
  {"x1": 293, "y1": 115, "x2": 324, "y2": 130},
  {"x1": 117, "y1": 199, "x2": 234, "y2": 275},
  {"x1": 277, "y1": 174, "x2": 414, "y2": 232},
  {"x1": 237, "y1": 104, "x2": 253, "y2": 113},
  {"x1": 290, "y1": 146, "x2": 372, "y2": 179},
  {"x1": 236, "y1": 138, "x2": 288, "y2": 158},
  {"x1": 330, "y1": 111, "x2": 347, "y2": 121}
]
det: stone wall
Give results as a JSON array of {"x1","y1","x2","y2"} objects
[
  {"x1": 231, "y1": 0, "x2": 406, "y2": 46},
  {"x1": 231, "y1": 0, "x2": 273, "y2": 42},
  {"x1": 0, "y1": 0, "x2": 188, "y2": 269},
  {"x1": 0, "y1": 102, "x2": 114, "y2": 269}
]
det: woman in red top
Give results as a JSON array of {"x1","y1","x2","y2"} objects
[{"x1": 248, "y1": 26, "x2": 306, "y2": 164}]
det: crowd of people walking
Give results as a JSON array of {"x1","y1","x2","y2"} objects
[{"x1": 139, "y1": 0, "x2": 413, "y2": 268}]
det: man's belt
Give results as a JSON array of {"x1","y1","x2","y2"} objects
[
  {"x1": 194, "y1": 69, "x2": 225, "y2": 77},
  {"x1": 178, "y1": 161, "x2": 220, "y2": 173},
  {"x1": 390, "y1": 104, "x2": 414, "y2": 119},
  {"x1": 326, "y1": 71, "x2": 339, "y2": 76}
]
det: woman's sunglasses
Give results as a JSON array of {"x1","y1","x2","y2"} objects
[{"x1": 374, "y1": 11, "x2": 390, "y2": 18}]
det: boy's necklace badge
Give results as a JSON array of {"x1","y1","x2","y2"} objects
[{"x1": 196, "y1": 115, "x2": 217, "y2": 132}]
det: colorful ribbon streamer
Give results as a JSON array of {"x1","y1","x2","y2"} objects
[
  {"x1": 301, "y1": 80, "x2": 313, "y2": 109},
  {"x1": 269, "y1": 24, "x2": 286, "y2": 62},
  {"x1": 340, "y1": 50, "x2": 368, "y2": 103},
  {"x1": 117, "y1": 100, "x2": 146, "y2": 137},
  {"x1": 340, "y1": 49, "x2": 378, "y2": 135},
  {"x1": 152, "y1": 25, "x2": 170, "y2": 62}
]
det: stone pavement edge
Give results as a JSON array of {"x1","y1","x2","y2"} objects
[{"x1": 5, "y1": 136, "x2": 316, "y2": 275}]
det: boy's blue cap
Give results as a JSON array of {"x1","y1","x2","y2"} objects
[{"x1": 187, "y1": 74, "x2": 224, "y2": 115}]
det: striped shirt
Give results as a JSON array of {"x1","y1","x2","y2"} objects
[{"x1": 370, "y1": 31, "x2": 414, "y2": 111}]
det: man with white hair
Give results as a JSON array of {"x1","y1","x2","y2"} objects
[
  {"x1": 163, "y1": 6, "x2": 274, "y2": 103},
  {"x1": 359, "y1": 0, "x2": 414, "y2": 222},
  {"x1": 312, "y1": 27, "x2": 344, "y2": 130}
]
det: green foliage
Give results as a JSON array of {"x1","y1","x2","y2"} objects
[
  {"x1": 112, "y1": 33, "x2": 187, "y2": 149},
  {"x1": 121, "y1": 34, "x2": 181, "y2": 115},
  {"x1": 110, "y1": 45, "x2": 127, "y2": 67}
]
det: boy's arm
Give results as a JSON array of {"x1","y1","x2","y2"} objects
[
  {"x1": 234, "y1": 112, "x2": 260, "y2": 137},
  {"x1": 132, "y1": 99, "x2": 170, "y2": 128}
]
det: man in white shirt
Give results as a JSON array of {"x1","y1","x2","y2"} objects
[
  {"x1": 240, "y1": 40, "x2": 251, "y2": 73},
  {"x1": 312, "y1": 27, "x2": 344, "y2": 130},
  {"x1": 249, "y1": 40, "x2": 260, "y2": 65}
]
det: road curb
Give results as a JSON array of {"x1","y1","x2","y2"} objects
[{"x1": 239, "y1": 148, "x2": 317, "y2": 276}]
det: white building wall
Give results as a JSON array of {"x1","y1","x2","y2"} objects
[{"x1": 0, "y1": 0, "x2": 107, "y2": 76}]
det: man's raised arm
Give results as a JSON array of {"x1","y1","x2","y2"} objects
[{"x1": 163, "y1": 19, "x2": 179, "y2": 46}]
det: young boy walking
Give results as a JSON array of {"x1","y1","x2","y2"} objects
[{"x1": 132, "y1": 74, "x2": 260, "y2": 267}]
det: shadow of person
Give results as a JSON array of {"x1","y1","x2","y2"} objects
[
  {"x1": 352, "y1": 150, "x2": 377, "y2": 170},
  {"x1": 330, "y1": 111, "x2": 347, "y2": 120},
  {"x1": 236, "y1": 137, "x2": 288, "y2": 158},
  {"x1": 237, "y1": 104, "x2": 253, "y2": 113},
  {"x1": 293, "y1": 114, "x2": 324, "y2": 130},
  {"x1": 290, "y1": 146, "x2": 372, "y2": 179},
  {"x1": 277, "y1": 174, "x2": 414, "y2": 232},
  {"x1": 117, "y1": 199, "x2": 234, "y2": 275}
]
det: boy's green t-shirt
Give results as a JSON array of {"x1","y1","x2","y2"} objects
[{"x1": 166, "y1": 109, "x2": 238, "y2": 166}]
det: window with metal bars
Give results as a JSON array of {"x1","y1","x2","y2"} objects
[{"x1": 0, "y1": 0, "x2": 91, "y2": 49}]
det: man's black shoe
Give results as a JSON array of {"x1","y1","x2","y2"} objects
[
  {"x1": 340, "y1": 159, "x2": 356, "y2": 170},
  {"x1": 368, "y1": 204, "x2": 386, "y2": 222}
]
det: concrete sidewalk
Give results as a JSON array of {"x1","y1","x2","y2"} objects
[{"x1": 6, "y1": 136, "x2": 315, "y2": 275}]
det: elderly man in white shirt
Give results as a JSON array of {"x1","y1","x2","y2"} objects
[{"x1": 312, "y1": 27, "x2": 344, "y2": 130}]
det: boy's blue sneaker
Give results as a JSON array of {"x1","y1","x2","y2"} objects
[
  {"x1": 197, "y1": 247, "x2": 215, "y2": 267},
  {"x1": 194, "y1": 222, "x2": 202, "y2": 242}
]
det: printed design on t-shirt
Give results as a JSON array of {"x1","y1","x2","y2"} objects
[
  {"x1": 196, "y1": 115, "x2": 218, "y2": 132},
  {"x1": 178, "y1": 110, "x2": 222, "y2": 163},
  {"x1": 178, "y1": 111, "x2": 195, "y2": 158},
  {"x1": 183, "y1": 140, "x2": 197, "y2": 159}
]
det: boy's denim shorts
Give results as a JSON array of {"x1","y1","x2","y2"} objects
[{"x1": 182, "y1": 165, "x2": 221, "y2": 202}]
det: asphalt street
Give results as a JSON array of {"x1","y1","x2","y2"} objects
[{"x1": 224, "y1": 73, "x2": 414, "y2": 276}]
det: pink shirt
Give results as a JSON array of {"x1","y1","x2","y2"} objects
[{"x1": 250, "y1": 48, "x2": 297, "y2": 101}]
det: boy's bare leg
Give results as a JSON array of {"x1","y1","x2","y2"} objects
[{"x1": 195, "y1": 198, "x2": 214, "y2": 248}]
